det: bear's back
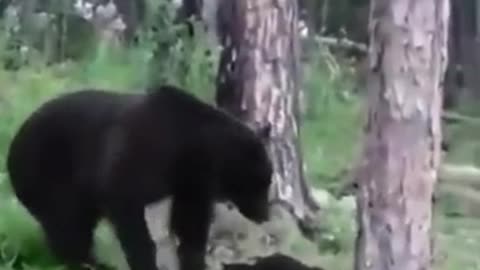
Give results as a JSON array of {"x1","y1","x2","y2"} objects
[
  {"x1": 6, "y1": 89, "x2": 137, "y2": 189},
  {"x1": 135, "y1": 85, "x2": 257, "y2": 151}
]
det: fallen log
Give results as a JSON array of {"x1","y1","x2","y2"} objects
[
  {"x1": 439, "y1": 164, "x2": 480, "y2": 189},
  {"x1": 442, "y1": 111, "x2": 480, "y2": 125},
  {"x1": 436, "y1": 183, "x2": 480, "y2": 218},
  {"x1": 313, "y1": 36, "x2": 368, "y2": 55}
]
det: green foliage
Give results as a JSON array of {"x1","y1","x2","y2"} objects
[
  {"x1": 0, "y1": 192, "x2": 59, "y2": 270},
  {"x1": 145, "y1": 2, "x2": 219, "y2": 102},
  {"x1": 1, "y1": 5, "x2": 98, "y2": 65},
  {"x1": 445, "y1": 119, "x2": 480, "y2": 167}
]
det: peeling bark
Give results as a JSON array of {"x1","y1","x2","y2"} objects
[
  {"x1": 354, "y1": 1, "x2": 450, "y2": 270},
  {"x1": 215, "y1": 0, "x2": 318, "y2": 223}
]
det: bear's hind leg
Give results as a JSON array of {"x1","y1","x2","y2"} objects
[{"x1": 40, "y1": 201, "x2": 100, "y2": 270}]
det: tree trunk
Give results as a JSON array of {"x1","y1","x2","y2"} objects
[
  {"x1": 354, "y1": 1, "x2": 450, "y2": 270},
  {"x1": 0, "y1": 0, "x2": 13, "y2": 18},
  {"x1": 215, "y1": 0, "x2": 318, "y2": 224},
  {"x1": 443, "y1": 0, "x2": 461, "y2": 109},
  {"x1": 451, "y1": 0, "x2": 480, "y2": 100}
]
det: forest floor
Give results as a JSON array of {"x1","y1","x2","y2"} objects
[{"x1": 434, "y1": 216, "x2": 480, "y2": 270}]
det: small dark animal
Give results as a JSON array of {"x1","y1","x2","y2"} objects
[
  {"x1": 6, "y1": 85, "x2": 273, "y2": 270},
  {"x1": 223, "y1": 254, "x2": 325, "y2": 270}
]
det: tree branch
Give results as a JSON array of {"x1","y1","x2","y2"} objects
[{"x1": 313, "y1": 35, "x2": 368, "y2": 55}]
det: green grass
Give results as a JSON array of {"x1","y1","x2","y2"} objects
[
  {"x1": 301, "y1": 99, "x2": 363, "y2": 190},
  {"x1": 300, "y1": 49, "x2": 364, "y2": 191},
  {"x1": 434, "y1": 216, "x2": 480, "y2": 270},
  {"x1": 445, "y1": 120, "x2": 480, "y2": 166}
]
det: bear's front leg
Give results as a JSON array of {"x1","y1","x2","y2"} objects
[
  {"x1": 170, "y1": 194, "x2": 213, "y2": 270},
  {"x1": 107, "y1": 203, "x2": 158, "y2": 270}
]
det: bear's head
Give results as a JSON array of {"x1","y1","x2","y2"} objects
[{"x1": 219, "y1": 123, "x2": 273, "y2": 224}]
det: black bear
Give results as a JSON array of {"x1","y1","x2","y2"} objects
[
  {"x1": 6, "y1": 85, "x2": 273, "y2": 270},
  {"x1": 223, "y1": 254, "x2": 325, "y2": 270}
]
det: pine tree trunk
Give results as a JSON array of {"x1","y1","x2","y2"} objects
[
  {"x1": 215, "y1": 0, "x2": 318, "y2": 223},
  {"x1": 354, "y1": 1, "x2": 450, "y2": 270}
]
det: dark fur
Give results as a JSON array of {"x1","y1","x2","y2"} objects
[
  {"x1": 223, "y1": 254, "x2": 325, "y2": 270},
  {"x1": 6, "y1": 85, "x2": 272, "y2": 270}
]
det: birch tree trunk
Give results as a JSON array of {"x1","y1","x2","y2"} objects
[
  {"x1": 354, "y1": 1, "x2": 450, "y2": 270},
  {"x1": 215, "y1": 0, "x2": 318, "y2": 225}
]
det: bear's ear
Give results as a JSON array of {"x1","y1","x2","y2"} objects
[
  {"x1": 253, "y1": 122, "x2": 271, "y2": 142},
  {"x1": 245, "y1": 121, "x2": 272, "y2": 142}
]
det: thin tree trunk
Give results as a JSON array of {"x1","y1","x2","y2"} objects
[
  {"x1": 455, "y1": 0, "x2": 480, "y2": 100},
  {"x1": 354, "y1": 1, "x2": 450, "y2": 270},
  {"x1": 320, "y1": 0, "x2": 329, "y2": 34},
  {"x1": 0, "y1": 0, "x2": 13, "y2": 18},
  {"x1": 216, "y1": 0, "x2": 318, "y2": 224},
  {"x1": 443, "y1": 0, "x2": 460, "y2": 109}
]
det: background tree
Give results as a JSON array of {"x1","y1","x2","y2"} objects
[
  {"x1": 354, "y1": 1, "x2": 450, "y2": 270},
  {"x1": 215, "y1": 0, "x2": 319, "y2": 229},
  {"x1": 444, "y1": 0, "x2": 480, "y2": 110}
]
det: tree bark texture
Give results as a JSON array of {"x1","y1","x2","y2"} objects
[
  {"x1": 215, "y1": 0, "x2": 318, "y2": 221},
  {"x1": 354, "y1": 1, "x2": 450, "y2": 270}
]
